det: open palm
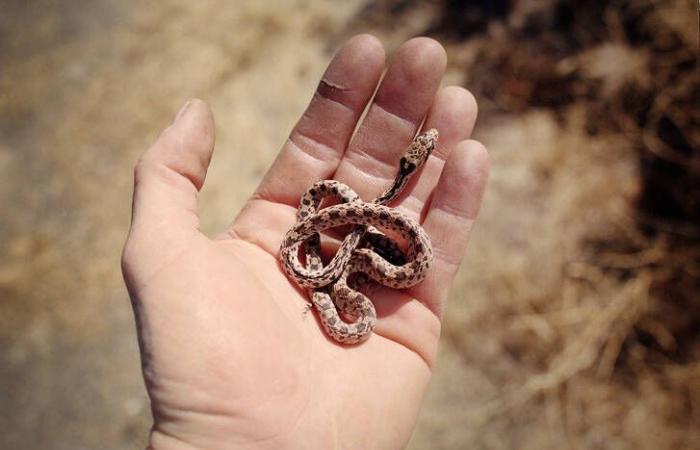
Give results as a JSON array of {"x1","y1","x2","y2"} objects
[{"x1": 122, "y1": 35, "x2": 489, "y2": 450}]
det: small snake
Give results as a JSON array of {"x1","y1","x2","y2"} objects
[{"x1": 280, "y1": 129, "x2": 438, "y2": 344}]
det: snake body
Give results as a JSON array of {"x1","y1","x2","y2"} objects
[{"x1": 280, "y1": 129, "x2": 438, "y2": 344}]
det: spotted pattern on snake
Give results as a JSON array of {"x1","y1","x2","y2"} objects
[{"x1": 280, "y1": 129, "x2": 438, "y2": 344}]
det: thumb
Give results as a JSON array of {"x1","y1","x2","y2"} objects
[{"x1": 127, "y1": 98, "x2": 215, "y2": 251}]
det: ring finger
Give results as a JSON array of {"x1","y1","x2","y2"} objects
[{"x1": 332, "y1": 37, "x2": 446, "y2": 203}]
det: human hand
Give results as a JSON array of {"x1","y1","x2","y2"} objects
[{"x1": 122, "y1": 34, "x2": 489, "y2": 450}]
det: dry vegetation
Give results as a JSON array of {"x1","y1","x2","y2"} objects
[{"x1": 0, "y1": 0, "x2": 696, "y2": 449}]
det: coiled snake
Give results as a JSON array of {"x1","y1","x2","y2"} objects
[{"x1": 280, "y1": 129, "x2": 438, "y2": 344}]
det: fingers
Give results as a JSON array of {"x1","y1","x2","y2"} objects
[
  {"x1": 253, "y1": 34, "x2": 386, "y2": 206},
  {"x1": 128, "y1": 99, "x2": 215, "y2": 242},
  {"x1": 410, "y1": 140, "x2": 490, "y2": 315},
  {"x1": 405, "y1": 86, "x2": 478, "y2": 218},
  {"x1": 333, "y1": 37, "x2": 446, "y2": 201}
]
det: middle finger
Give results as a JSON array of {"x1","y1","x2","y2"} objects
[{"x1": 332, "y1": 37, "x2": 446, "y2": 205}]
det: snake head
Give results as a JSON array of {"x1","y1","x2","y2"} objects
[
  {"x1": 399, "y1": 129, "x2": 439, "y2": 175},
  {"x1": 418, "y1": 128, "x2": 439, "y2": 153}
]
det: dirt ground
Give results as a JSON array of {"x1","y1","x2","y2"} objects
[{"x1": 0, "y1": 1, "x2": 697, "y2": 449}]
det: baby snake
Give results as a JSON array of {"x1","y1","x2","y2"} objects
[{"x1": 280, "y1": 129, "x2": 438, "y2": 344}]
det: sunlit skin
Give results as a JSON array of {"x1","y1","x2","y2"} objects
[{"x1": 122, "y1": 35, "x2": 489, "y2": 450}]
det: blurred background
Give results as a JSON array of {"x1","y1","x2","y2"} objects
[{"x1": 0, "y1": 0, "x2": 697, "y2": 448}]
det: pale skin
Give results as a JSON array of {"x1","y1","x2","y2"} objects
[{"x1": 122, "y1": 35, "x2": 490, "y2": 450}]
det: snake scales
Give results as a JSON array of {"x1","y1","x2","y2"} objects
[{"x1": 280, "y1": 129, "x2": 438, "y2": 344}]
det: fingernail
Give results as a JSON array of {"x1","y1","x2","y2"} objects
[{"x1": 173, "y1": 100, "x2": 192, "y2": 123}]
